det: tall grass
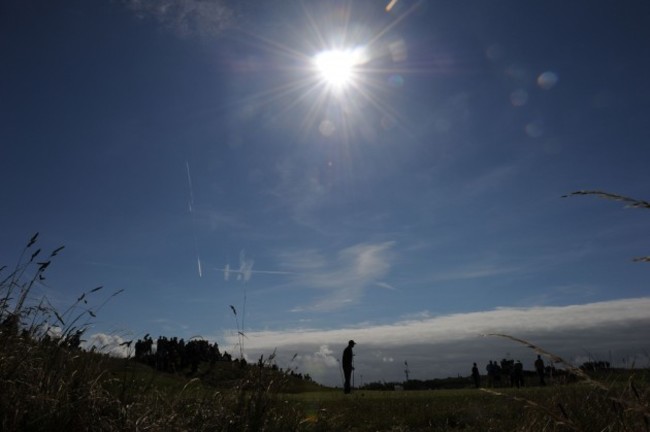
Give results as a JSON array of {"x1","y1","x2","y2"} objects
[
  {"x1": 0, "y1": 234, "x2": 118, "y2": 430},
  {"x1": 482, "y1": 334, "x2": 650, "y2": 431},
  {"x1": 0, "y1": 235, "x2": 307, "y2": 431}
]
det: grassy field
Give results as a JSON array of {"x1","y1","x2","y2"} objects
[
  {"x1": 289, "y1": 388, "x2": 522, "y2": 431},
  {"x1": 109, "y1": 356, "x2": 650, "y2": 431},
  {"x1": 94, "y1": 356, "x2": 650, "y2": 431},
  {"x1": 285, "y1": 379, "x2": 650, "y2": 431}
]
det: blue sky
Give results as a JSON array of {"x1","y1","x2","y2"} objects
[{"x1": 2, "y1": 0, "x2": 650, "y2": 385}]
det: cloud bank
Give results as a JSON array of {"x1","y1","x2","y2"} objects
[
  {"x1": 223, "y1": 297, "x2": 650, "y2": 386},
  {"x1": 84, "y1": 297, "x2": 650, "y2": 387}
]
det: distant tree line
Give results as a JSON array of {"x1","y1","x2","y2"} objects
[
  {"x1": 131, "y1": 334, "x2": 313, "y2": 382},
  {"x1": 134, "y1": 335, "x2": 226, "y2": 374}
]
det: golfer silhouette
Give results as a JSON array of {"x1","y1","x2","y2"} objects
[{"x1": 342, "y1": 340, "x2": 355, "y2": 394}]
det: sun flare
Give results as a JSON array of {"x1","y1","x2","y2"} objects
[{"x1": 313, "y1": 49, "x2": 364, "y2": 88}]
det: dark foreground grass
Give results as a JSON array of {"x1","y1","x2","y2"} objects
[
  {"x1": 290, "y1": 389, "x2": 523, "y2": 431},
  {"x1": 0, "y1": 330, "x2": 303, "y2": 431}
]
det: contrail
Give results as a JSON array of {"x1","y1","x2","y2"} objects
[
  {"x1": 185, "y1": 161, "x2": 195, "y2": 213},
  {"x1": 217, "y1": 267, "x2": 299, "y2": 276},
  {"x1": 186, "y1": 161, "x2": 202, "y2": 277}
]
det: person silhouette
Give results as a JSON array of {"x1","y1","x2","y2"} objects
[
  {"x1": 471, "y1": 362, "x2": 481, "y2": 388},
  {"x1": 514, "y1": 360, "x2": 524, "y2": 388},
  {"x1": 342, "y1": 340, "x2": 355, "y2": 394},
  {"x1": 535, "y1": 355, "x2": 546, "y2": 386}
]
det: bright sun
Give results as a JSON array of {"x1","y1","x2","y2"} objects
[{"x1": 314, "y1": 49, "x2": 363, "y2": 88}]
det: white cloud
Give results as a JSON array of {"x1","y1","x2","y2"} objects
[
  {"x1": 293, "y1": 345, "x2": 339, "y2": 382},
  {"x1": 46, "y1": 326, "x2": 63, "y2": 338},
  {"x1": 83, "y1": 333, "x2": 130, "y2": 357},
  {"x1": 223, "y1": 297, "x2": 650, "y2": 386}
]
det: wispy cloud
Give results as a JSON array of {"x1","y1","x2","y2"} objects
[
  {"x1": 220, "y1": 250, "x2": 307, "y2": 284},
  {"x1": 426, "y1": 247, "x2": 597, "y2": 283},
  {"x1": 276, "y1": 242, "x2": 396, "y2": 311},
  {"x1": 431, "y1": 261, "x2": 522, "y2": 281},
  {"x1": 269, "y1": 160, "x2": 332, "y2": 230},
  {"x1": 222, "y1": 297, "x2": 650, "y2": 385},
  {"x1": 237, "y1": 250, "x2": 254, "y2": 282},
  {"x1": 125, "y1": 0, "x2": 235, "y2": 38},
  {"x1": 221, "y1": 250, "x2": 260, "y2": 282},
  {"x1": 375, "y1": 282, "x2": 396, "y2": 290},
  {"x1": 221, "y1": 265, "x2": 297, "y2": 281}
]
